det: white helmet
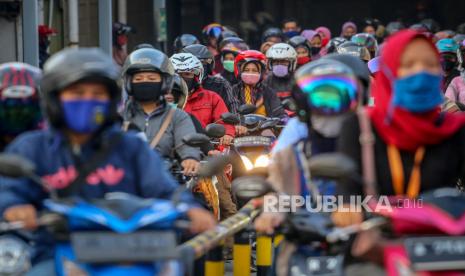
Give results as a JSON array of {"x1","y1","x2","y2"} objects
[
  {"x1": 266, "y1": 43, "x2": 298, "y2": 72},
  {"x1": 170, "y1": 53, "x2": 204, "y2": 82}
]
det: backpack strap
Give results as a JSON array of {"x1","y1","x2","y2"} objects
[
  {"x1": 149, "y1": 107, "x2": 176, "y2": 149},
  {"x1": 356, "y1": 108, "x2": 378, "y2": 198}
]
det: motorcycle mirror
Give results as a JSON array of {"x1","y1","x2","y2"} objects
[
  {"x1": 232, "y1": 175, "x2": 273, "y2": 201},
  {"x1": 221, "y1": 112, "x2": 241, "y2": 125},
  {"x1": 282, "y1": 99, "x2": 297, "y2": 112},
  {"x1": 205, "y1": 123, "x2": 226, "y2": 139},
  {"x1": 182, "y1": 133, "x2": 210, "y2": 147},
  {"x1": 197, "y1": 155, "x2": 232, "y2": 177},
  {"x1": 0, "y1": 154, "x2": 36, "y2": 178},
  {"x1": 238, "y1": 104, "x2": 257, "y2": 115},
  {"x1": 308, "y1": 153, "x2": 356, "y2": 179}
]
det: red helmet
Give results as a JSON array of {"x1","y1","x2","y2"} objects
[{"x1": 234, "y1": 50, "x2": 267, "y2": 78}]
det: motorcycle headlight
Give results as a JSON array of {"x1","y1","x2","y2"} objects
[
  {"x1": 254, "y1": 155, "x2": 270, "y2": 168},
  {"x1": 0, "y1": 236, "x2": 31, "y2": 275},
  {"x1": 240, "y1": 155, "x2": 254, "y2": 171}
]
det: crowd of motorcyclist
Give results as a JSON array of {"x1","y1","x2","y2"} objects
[{"x1": 2, "y1": 16, "x2": 465, "y2": 275}]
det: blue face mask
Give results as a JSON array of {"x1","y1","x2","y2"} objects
[
  {"x1": 61, "y1": 99, "x2": 110, "y2": 133},
  {"x1": 284, "y1": 31, "x2": 300, "y2": 39},
  {"x1": 392, "y1": 71, "x2": 443, "y2": 113}
]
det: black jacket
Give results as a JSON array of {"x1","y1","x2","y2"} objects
[
  {"x1": 231, "y1": 82, "x2": 287, "y2": 118},
  {"x1": 203, "y1": 75, "x2": 240, "y2": 113},
  {"x1": 336, "y1": 113, "x2": 465, "y2": 198},
  {"x1": 262, "y1": 73, "x2": 294, "y2": 101}
]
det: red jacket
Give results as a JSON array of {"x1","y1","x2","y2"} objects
[{"x1": 184, "y1": 87, "x2": 235, "y2": 137}]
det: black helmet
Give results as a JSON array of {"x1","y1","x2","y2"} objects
[
  {"x1": 457, "y1": 23, "x2": 465, "y2": 35},
  {"x1": 173, "y1": 34, "x2": 200, "y2": 53},
  {"x1": 41, "y1": 47, "x2": 120, "y2": 129},
  {"x1": 171, "y1": 73, "x2": 188, "y2": 109},
  {"x1": 336, "y1": 41, "x2": 371, "y2": 62},
  {"x1": 351, "y1": 33, "x2": 378, "y2": 58},
  {"x1": 262, "y1": 27, "x2": 284, "y2": 43},
  {"x1": 0, "y1": 62, "x2": 43, "y2": 135},
  {"x1": 219, "y1": 37, "x2": 248, "y2": 52},
  {"x1": 288, "y1": 35, "x2": 311, "y2": 52},
  {"x1": 182, "y1": 44, "x2": 215, "y2": 78},
  {"x1": 386, "y1": 21, "x2": 405, "y2": 35},
  {"x1": 420, "y1": 18, "x2": 440, "y2": 33},
  {"x1": 323, "y1": 53, "x2": 371, "y2": 105},
  {"x1": 218, "y1": 29, "x2": 239, "y2": 46},
  {"x1": 409, "y1": 23, "x2": 429, "y2": 32},
  {"x1": 122, "y1": 47, "x2": 175, "y2": 96},
  {"x1": 326, "y1": 37, "x2": 348, "y2": 54}
]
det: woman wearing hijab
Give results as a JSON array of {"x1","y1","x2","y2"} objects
[
  {"x1": 333, "y1": 30, "x2": 465, "y2": 227},
  {"x1": 231, "y1": 50, "x2": 286, "y2": 119},
  {"x1": 341, "y1": 21, "x2": 357, "y2": 40},
  {"x1": 301, "y1": 30, "x2": 323, "y2": 60},
  {"x1": 315, "y1": 26, "x2": 332, "y2": 56}
]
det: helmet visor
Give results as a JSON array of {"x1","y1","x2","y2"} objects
[{"x1": 297, "y1": 76, "x2": 357, "y2": 115}]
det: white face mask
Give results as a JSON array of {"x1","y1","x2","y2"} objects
[{"x1": 310, "y1": 113, "x2": 348, "y2": 138}]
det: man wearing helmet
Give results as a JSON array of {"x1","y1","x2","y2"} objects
[
  {"x1": 351, "y1": 33, "x2": 379, "y2": 60},
  {"x1": 182, "y1": 44, "x2": 240, "y2": 113},
  {"x1": 0, "y1": 48, "x2": 216, "y2": 275},
  {"x1": 170, "y1": 52, "x2": 235, "y2": 145},
  {"x1": 272, "y1": 54, "x2": 372, "y2": 154},
  {"x1": 218, "y1": 37, "x2": 249, "y2": 86},
  {"x1": 263, "y1": 43, "x2": 298, "y2": 105},
  {"x1": 337, "y1": 41, "x2": 371, "y2": 63},
  {"x1": 288, "y1": 36, "x2": 313, "y2": 68},
  {"x1": 436, "y1": 38, "x2": 461, "y2": 91},
  {"x1": 255, "y1": 59, "x2": 362, "y2": 275},
  {"x1": 0, "y1": 62, "x2": 44, "y2": 151},
  {"x1": 173, "y1": 34, "x2": 200, "y2": 53},
  {"x1": 121, "y1": 48, "x2": 201, "y2": 176},
  {"x1": 262, "y1": 27, "x2": 285, "y2": 44},
  {"x1": 202, "y1": 23, "x2": 224, "y2": 57}
]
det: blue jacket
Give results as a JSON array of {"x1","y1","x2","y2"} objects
[{"x1": 0, "y1": 126, "x2": 196, "y2": 262}]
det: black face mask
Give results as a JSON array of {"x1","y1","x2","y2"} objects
[
  {"x1": 203, "y1": 63, "x2": 212, "y2": 77},
  {"x1": 184, "y1": 78, "x2": 197, "y2": 93},
  {"x1": 311, "y1": 47, "x2": 321, "y2": 56},
  {"x1": 441, "y1": 59, "x2": 457, "y2": 73},
  {"x1": 131, "y1": 82, "x2": 163, "y2": 102}
]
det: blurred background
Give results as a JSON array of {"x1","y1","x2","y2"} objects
[{"x1": 1, "y1": 0, "x2": 464, "y2": 63}]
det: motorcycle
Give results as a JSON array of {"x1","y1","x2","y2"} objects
[
  {"x1": 0, "y1": 153, "x2": 225, "y2": 276},
  {"x1": 220, "y1": 104, "x2": 283, "y2": 176},
  {"x1": 233, "y1": 153, "x2": 355, "y2": 276},
  {"x1": 233, "y1": 153, "x2": 465, "y2": 276}
]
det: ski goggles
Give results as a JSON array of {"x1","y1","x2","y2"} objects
[{"x1": 296, "y1": 75, "x2": 357, "y2": 115}]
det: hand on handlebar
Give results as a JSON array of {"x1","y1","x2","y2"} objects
[
  {"x1": 254, "y1": 212, "x2": 285, "y2": 235},
  {"x1": 187, "y1": 207, "x2": 217, "y2": 233},
  {"x1": 219, "y1": 135, "x2": 234, "y2": 146},
  {"x1": 181, "y1": 159, "x2": 200, "y2": 176},
  {"x1": 3, "y1": 204, "x2": 38, "y2": 230},
  {"x1": 331, "y1": 204, "x2": 363, "y2": 227},
  {"x1": 235, "y1": 125, "x2": 248, "y2": 136}
]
